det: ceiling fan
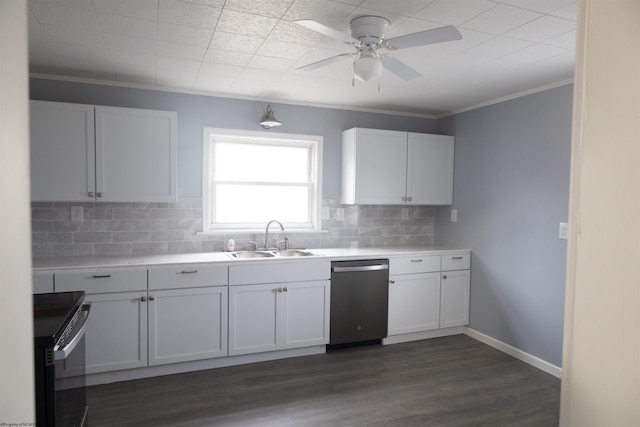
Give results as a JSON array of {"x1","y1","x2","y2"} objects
[{"x1": 295, "y1": 16, "x2": 462, "y2": 85}]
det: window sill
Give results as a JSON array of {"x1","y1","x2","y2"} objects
[{"x1": 196, "y1": 229, "x2": 328, "y2": 236}]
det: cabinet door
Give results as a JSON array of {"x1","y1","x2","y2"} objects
[
  {"x1": 228, "y1": 284, "x2": 279, "y2": 356},
  {"x1": 440, "y1": 270, "x2": 470, "y2": 328},
  {"x1": 388, "y1": 272, "x2": 440, "y2": 335},
  {"x1": 148, "y1": 287, "x2": 228, "y2": 366},
  {"x1": 95, "y1": 106, "x2": 177, "y2": 203},
  {"x1": 30, "y1": 101, "x2": 95, "y2": 201},
  {"x1": 80, "y1": 292, "x2": 147, "y2": 375},
  {"x1": 344, "y1": 128, "x2": 408, "y2": 204},
  {"x1": 406, "y1": 133, "x2": 454, "y2": 205},
  {"x1": 282, "y1": 280, "x2": 330, "y2": 349}
]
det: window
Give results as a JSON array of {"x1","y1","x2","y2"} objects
[{"x1": 203, "y1": 128, "x2": 323, "y2": 232}]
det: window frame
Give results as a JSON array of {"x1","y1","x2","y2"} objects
[{"x1": 202, "y1": 128, "x2": 323, "y2": 233}]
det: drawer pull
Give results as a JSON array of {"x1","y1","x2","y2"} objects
[
  {"x1": 180, "y1": 270, "x2": 198, "y2": 274},
  {"x1": 92, "y1": 274, "x2": 111, "y2": 278},
  {"x1": 149, "y1": 296, "x2": 155, "y2": 301},
  {"x1": 442, "y1": 274, "x2": 448, "y2": 279},
  {"x1": 452, "y1": 256, "x2": 463, "y2": 260},
  {"x1": 141, "y1": 296, "x2": 147, "y2": 302},
  {"x1": 410, "y1": 259, "x2": 423, "y2": 263}
]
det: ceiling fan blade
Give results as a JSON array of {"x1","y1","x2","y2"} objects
[
  {"x1": 295, "y1": 19, "x2": 360, "y2": 46},
  {"x1": 380, "y1": 56, "x2": 421, "y2": 81},
  {"x1": 296, "y1": 53, "x2": 354, "y2": 71},
  {"x1": 384, "y1": 25, "x2": 462, "y2": 50}
]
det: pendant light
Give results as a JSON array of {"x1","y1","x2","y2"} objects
[{"x1": 260, "y1": 105, "x2": 282, "y2": 129}]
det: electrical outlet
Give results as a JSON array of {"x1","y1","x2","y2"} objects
[
  {"x1": 559, "y1": 222, "x2": 568, "y2": 239},
  {"x1": 450, "y1": 209, "x2": 458, "y2": 222},
  {"x1": 321, "y1": 206, "x2": 330, "y2": 220},
  {"x1": 336, "y1": 208, "x2": 345, "y2": 221},
  {"x1": 70, "y1": 206, "x2": 83, "y2": 222}
]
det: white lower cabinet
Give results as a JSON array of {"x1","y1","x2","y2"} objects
[
  {"x1": 440, "y1": 269, "x2": 471, "y2": 328},
  {"x1": 148, "y1": 286, "x2": 228, "y2": 366},
  {"x1": 388, "y1": 272, "x2": 440, "y2": 335},
  {"x1": 229, "y1": 280, "x2": 330, "y2": 356},
  {"x1": 83, "y1": 291, "x2": 148, "y2": 374},
  {"x1": 387, "y1": 253, "x2": 471, "y2": 337}
]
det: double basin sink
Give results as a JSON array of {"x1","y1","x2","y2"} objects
[{"x1": 226, "y1": 249, "x2": 318, "y2": 259}]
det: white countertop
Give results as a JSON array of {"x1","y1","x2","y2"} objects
[{"x1": 32, "y1": 245, "x2": 470, "y2": 270}]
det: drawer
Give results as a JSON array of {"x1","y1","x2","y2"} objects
[
  {"x1": 148, "y1": 264, "x2": 228, "y2": 290},
  {"x1": 390, "y1": 255, "x2": 440, "y2": 275},
  {"x1": 441, "y1": 253, "x2": 471, "y2": 271},
  {"x1": 55, "y1": 268, "x2": 147, "y2": 293},
  {"x1": 33, "y1": 271, "x2": 54, "y2": 294}
]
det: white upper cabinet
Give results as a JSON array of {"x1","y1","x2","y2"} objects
[
  {"x1": 30, "y1": 101, "x2": 95, "y2": 202},
  {"x1": 341, "y1": 128, "x2": 454, "y2": 205},
  {"x1": 30, "y1": 101, "x2": 177, "y2": 203}
]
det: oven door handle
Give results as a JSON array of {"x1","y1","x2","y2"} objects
[{"x1": 54, "y1": 302, "x2": 91, "y2": 361}]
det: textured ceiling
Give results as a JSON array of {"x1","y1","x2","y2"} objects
[{"x1": 28, "y1": 0, "x2": 577, "y2": 116}]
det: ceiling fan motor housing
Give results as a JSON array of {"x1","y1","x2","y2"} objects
[{"x1": 350, "y1": 16, "x2": 390, "y2": 46}]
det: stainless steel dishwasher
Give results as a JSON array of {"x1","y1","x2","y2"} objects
[{"x1": 329, "y1": 259, "x2": 389, "y2": 348}]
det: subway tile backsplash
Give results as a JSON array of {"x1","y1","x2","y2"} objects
[{"x1": 31, "y1": 198, "x2": 434, "y2": 258}]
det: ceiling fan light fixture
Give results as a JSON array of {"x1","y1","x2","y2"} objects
[
  {"x1": 260, "y1": 105, "x2": 282, "y2": 129},
  {"x1": 353, "y1": 56, "x2": 383, "y2": 82}
]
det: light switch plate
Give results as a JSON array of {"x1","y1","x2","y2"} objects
[
  {"x1": 559, "y1": 222, "x2": 568, "y2": 239},
  {"x1": 450, "y1": 209, "x2": 458, "y2": 222}
]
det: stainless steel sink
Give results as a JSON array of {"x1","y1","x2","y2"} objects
[
  {"x1": 228, "y1": 251, "x2": 276, "y2": 259},
  {"x1": 272, "y1": 249, "x2": 317, "y2": 257},
  {"x1": 226, "y1": 249, "x2": 318, "y2": 259}
]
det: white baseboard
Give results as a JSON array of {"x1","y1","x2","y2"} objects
[
  {"x1": 464, "y1": 327, "x2": 562, "y2": 379},
  {"x1": 80, "y1": 345, "x2": 326, "y2": 387},
  {"x1": 382, "y1": 327, "x2": 465, "y2": 345}
]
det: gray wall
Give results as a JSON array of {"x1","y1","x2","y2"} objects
[
  {"x1": 30, "y1": 78, "x2": 437, "y2": 199},
  {"x1": 435, "y1": 84, "x2": 573, "y2": 367}
]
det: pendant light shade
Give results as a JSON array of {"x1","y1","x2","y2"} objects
[
  {"x1": 353, "y1": 56, "x2": 383, "y2": 82},
  {"x1": 260, "y1": 105, "x2": 282, "y2": 129}
]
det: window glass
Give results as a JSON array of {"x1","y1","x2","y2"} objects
[{"x1": 203, "y1": 129, "x2": 322, "y2": 231}]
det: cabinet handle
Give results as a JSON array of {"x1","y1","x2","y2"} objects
[
  {"x1": 283, "y1": 287, "x2": 288, "y2": 292},
  {"x1": 96, "y1": 192, "x2": 103, "y2": 198},
  {"x1": 141, "y1": 296, "x2": 147, "y2": 302},
  {"x1": 149, "y1": 296, "x2": 155, "y2": 301},
  {"x1": 390, "y1": 280, "x2": 395, "y2": 284},
  {"x1": 88, "y1": 191, "x2": 94, "y2": 197},
  {"x1": 92, "y1": 274, "x2": 111, "y2": 278},
  {"x1": 452, "y1": 256, "x2": 463, "y2": 260},
  {"x1": 276, "y1": 288, "x2": 282, "y2": 293},
  {"x1": 410, "y1": 259, "x2": 423, "y2": 263},
  {"x1": 181, "y1": 270, "x2": 198, "y2": 274},
  {"x1": 442, "y1": 275, "x2": 448, "y2": 279},
  {"x1": 407, "y1": 196, "x2": 412, "y2": 202}
]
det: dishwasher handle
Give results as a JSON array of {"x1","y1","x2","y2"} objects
[{"x1": 332, "y1": 264, "x2": 389, "y2": 273}]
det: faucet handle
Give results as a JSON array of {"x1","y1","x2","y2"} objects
[
  {"x1": 284, "y1": 236, "x2": 289, "y2": 250},
  {"x1": 248, "y1": 240, "x2": 258, "y2": 250}
]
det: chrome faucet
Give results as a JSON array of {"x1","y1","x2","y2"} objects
[{"x1": 264, "y1": 220, "x2": 284, "y2": 249}]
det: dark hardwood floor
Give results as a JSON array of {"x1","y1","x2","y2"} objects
[{"x1": 87, "y1": 335, "x2": 560, "y2": 426}]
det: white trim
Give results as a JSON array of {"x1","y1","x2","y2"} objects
[
  {"x1": 382, "y1": 327, "x2": 465, "y2": 345},
  {"x1": 30, "y1": 73, "x2": 573, "y2": 119},
  {"x1": 30, "y1": 73, "x2": 437, "y2": 119},
  {"x1": 437, "y1": 79, "x2": 574, "y2": 118},
  {"x1": 464, "y1": 327, "x2": 562, "y2": 379},
  {"x1": 69, "y1": 345, "x2": 326, "y2": 387},
  {"x1": 202, "y1": 127, "x2": 323, "y2": 232}
]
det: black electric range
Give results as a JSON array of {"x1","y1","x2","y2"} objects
[{"x1": 34, "y1": 291, "x2": 90, "y2": 427}]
